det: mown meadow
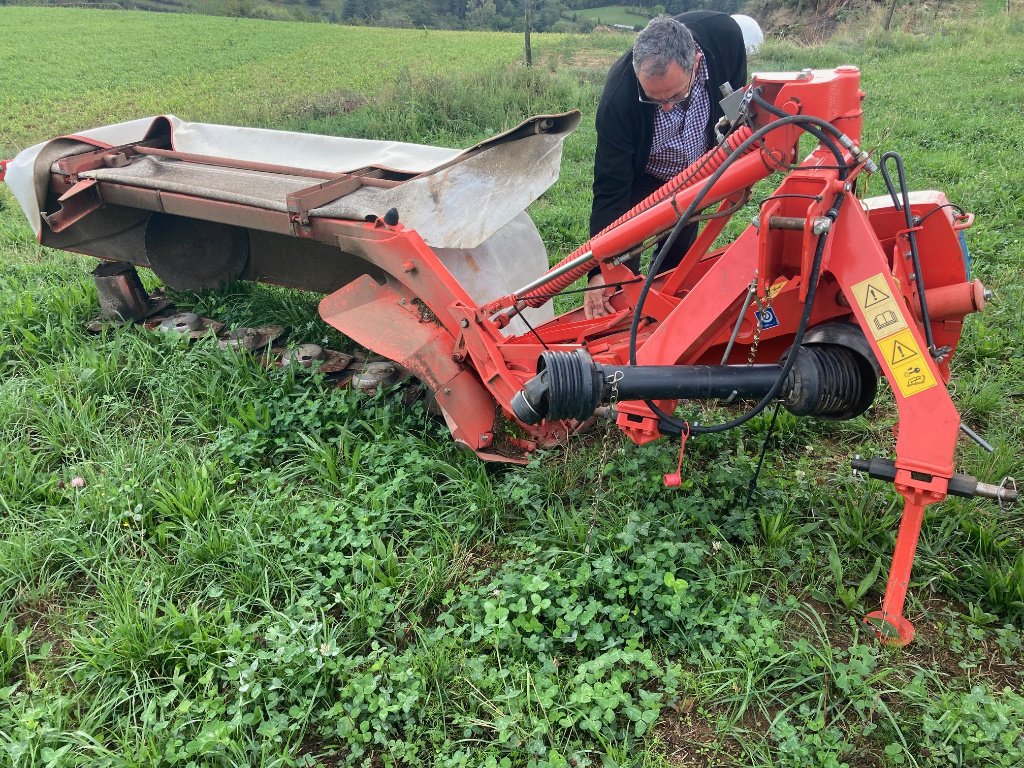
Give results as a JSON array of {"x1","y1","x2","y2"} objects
[{"x1": 1, "y1": 4, "x2": 1022, "y2": 766}]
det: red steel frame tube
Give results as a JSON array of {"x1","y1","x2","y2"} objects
[{"x1": 505, "y1": 127, "x2": 757, "y2": 311}]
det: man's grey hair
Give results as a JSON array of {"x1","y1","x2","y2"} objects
[{"x1": 632, "y1": 16, "x2": 697, "y2": 78}]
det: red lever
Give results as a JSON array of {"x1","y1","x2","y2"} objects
[{"x1": 663, "y1": 423, "x2": 691, "y2": 488}]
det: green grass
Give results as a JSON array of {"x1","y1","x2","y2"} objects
[
  {"x1": 0, "y1": 7, "x2": 572, "y2": 156},
  {"x1": 2, "y1": 5, "x2": 1024, "y2": 767},
  {"x1": 573, "y1": 5, "x2": 652, "y2": 28}
]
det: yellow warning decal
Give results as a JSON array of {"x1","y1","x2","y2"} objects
[
  {"x1": 850, "y1": 274, "x2": 908, "y2": 341},
  {"x1": 767, "y1": 278, "x2": 788, "y2": 300},
  {"x1": 880, "y1": 329, "x2": 938, "y2": 398}
]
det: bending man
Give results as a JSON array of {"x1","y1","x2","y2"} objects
[{"x1": 585, "y1": 12, "x2": 748, "y2": 319}]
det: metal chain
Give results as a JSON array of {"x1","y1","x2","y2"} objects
[
  {"x1": 587, "y1": 371, "x2": 622, "y2": 553},
  {"x1": 747, "y1": 284, "x2": 775, "y2": 366}
]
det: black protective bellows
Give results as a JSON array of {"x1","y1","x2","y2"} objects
[
  {"x1": 784, "y1": 344, "x2": 877, "y2": 420},
  {"x1": 512, "y1": 344, "x2": 878, "y2": 427}
]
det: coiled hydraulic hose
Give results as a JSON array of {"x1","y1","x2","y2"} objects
[{"x1": 515, "y1": 125, "x2": 755, "y2": 309}]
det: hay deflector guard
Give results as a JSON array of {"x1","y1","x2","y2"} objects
[{"x1": 4, "y1": 67, "x2": 1015, "y2": 645}]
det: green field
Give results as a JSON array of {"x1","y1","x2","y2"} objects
[
  {"x1": 0, "y1": 8, "x2": 578, "y2": 155},
  {"x1": 2, "y1": 5, "x2": 1023, "y2": 767},
  {"x1": 573, "y1": 5, "x2": 652, "y2": 28}
]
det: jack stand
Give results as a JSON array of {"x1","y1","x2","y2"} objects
[{"x1": 863, "y1": 498, "x2": 925, "y2": 645}]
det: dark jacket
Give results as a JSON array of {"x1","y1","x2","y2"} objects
[{"x1": 589, "y1": 11, "x2": 748, "y2": 236}]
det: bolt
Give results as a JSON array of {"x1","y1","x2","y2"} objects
[
  {"x1": 752, "y1": 215, "x2": 761, "y2": 229},
  {"x1": 443, "y1": 387, "x2": 451, "y2": 394},
  {"x1": 399, "y1": 298, "x2": 406, "y2": 305},
  {"x1": 460, "y1": 318, "x2": 469, "y2": 328},
  {"x1": 983, "y1": 288, "x2": 994, "y2": 302}
]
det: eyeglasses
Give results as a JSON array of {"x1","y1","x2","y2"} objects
[{"x1": 636, "y1": 54, "x2": 702, "y2": 107}]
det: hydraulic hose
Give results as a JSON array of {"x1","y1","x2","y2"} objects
[
  {"x1": 515, "y1": 126, "x2": 755, "y2": 309},
  {"x1": 750, "y1": 90, "x2": 850, "y2": 181},
  {"x1": 879, "y1": 151, "x2": 937, "y2": 356},
  {"x1": 625, "y1": 110, "x2": 856, "y2": 435}
]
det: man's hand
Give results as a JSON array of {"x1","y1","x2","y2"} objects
[{"x1": 583, "y1": 274, "x2": 616, "y2": 320}]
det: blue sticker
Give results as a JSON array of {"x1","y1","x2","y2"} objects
[{"x1": 755, "y1": 306, "x2": 780, "y2": 330}]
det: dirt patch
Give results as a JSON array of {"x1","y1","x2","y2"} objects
[
  {"x1": 893, "y1": 596, "x2": 1023, "y2": 690},
  {"x1": 297, "y1": 730, "x2": 343, "y2": 767},
  {"x1": 13, "y1": 596, "x2": 66, "y2": 650},
  {"x1": 785, "y1": 593, "x2": 859, "y2": 650},
  {"x1": 655, "y1": 699, "x2": 758, "y2": 767},
  {"x1": 9, "y1": 594, "x2": 71, "y2": 685},
  {"x1": 655, "y1": 704, "x2": 724, "y2": 767},
  {"x1": 294, "y1": 90, "x2": 368, "y2": 120},
  {"x1": 564, "y1": 49, "x2": 622, "y2": 71}
]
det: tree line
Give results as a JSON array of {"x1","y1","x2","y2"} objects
[{"x1": 19, "y1": 0, "x2": 826, "y2": 32}]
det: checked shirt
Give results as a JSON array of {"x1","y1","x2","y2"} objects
[{"x1": 644, "y1": 48, "x2": 711, "y2": 181}]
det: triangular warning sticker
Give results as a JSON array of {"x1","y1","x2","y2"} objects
[
  {"x1": 863, "y1": 283, "x2": 890, "y2": 308},
  {"x1": 890, "y1": 340, "x2": 917, "y2": 365}
]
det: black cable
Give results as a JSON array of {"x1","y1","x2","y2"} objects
[
  {"x1": 629, "y1": 107, "x2": 853, "y2": 364},
  {"x1": 774, "y1": 163, "x2": 852, "y2": 172},
  {"x1": 917, "y1": 202, "x2": 966, "y2": 226},
  {"x1": 627, "y1": 93, "x2": 855, "y2": 435},
  {"x1": 626, "y1": 111, "x2": 852, "y2": 376},
  {"x1": 746, "y1": 402, "x2": 781, "y2": 506},
  {"x1": 750, "y1": 90, "x2": 850, "y2": 177},
  {"x1": 654, "y1": 193, "x2": 843, "y2": 435},
  {"x1": 757, "y1": 193, "x2": 824, "y2": 205},
  {"x1": 879, "y1": 151, "x2": 937, "y2": 356},
  {"x1": 526, "y1": 276, "x2": 643, "y2": 301},
  {"x1": 508, "y1": 304, "x2": 550, "y2": 351}
]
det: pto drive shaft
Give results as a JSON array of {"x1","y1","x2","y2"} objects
[{"x1": 511, "y1": 345, "x2": 877, "y2": 427}]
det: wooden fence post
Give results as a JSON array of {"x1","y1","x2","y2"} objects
[
  {"x1": 884, "y1": 0, "x2": 899, "y2": 30},
  {"x1": 524, "y1": 0, "x2": 533, "y2": 67}
]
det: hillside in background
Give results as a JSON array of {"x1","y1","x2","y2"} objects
[{"x1": 0, "y1": 0, "x2": 968, "y2": 38}]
